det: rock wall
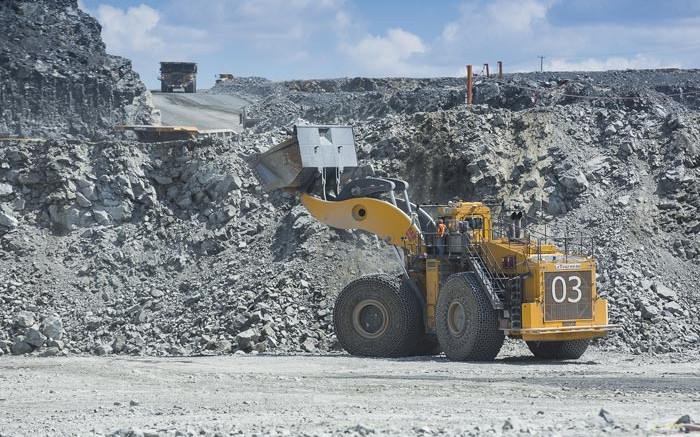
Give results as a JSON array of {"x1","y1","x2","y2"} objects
[{"x1": 0, "y1": 0, "x2": 158, "y2": 139}]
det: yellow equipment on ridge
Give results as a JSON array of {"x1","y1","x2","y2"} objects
[{"x1": 245, "y1": 125, "x2": 618, "y2": 361}]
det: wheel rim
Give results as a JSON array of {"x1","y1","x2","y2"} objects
[
  {"x1": 447, "y1": 301, "x2": 467, "y2": 337},
  {"x1": 352, "y1": 299, "x2": 389, "y2": 339}
]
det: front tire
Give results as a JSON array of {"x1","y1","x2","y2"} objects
[
  {"x1": 436, "y1": 273, "x2": 504, "y2": 361},
  {"x1": 334, "y1": 274, "x2": 421, "y2": 357},
  {"x1": 526, "y1": 339, "x2": 590, "y2": 360}
]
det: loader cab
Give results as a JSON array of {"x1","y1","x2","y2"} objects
[{"x1": 437, "y1": 201, "x2": 492, "y2": 243}]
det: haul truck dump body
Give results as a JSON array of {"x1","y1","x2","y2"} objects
[
  {"x1": 245, "y1": 125, "x2": 618, "y2": 360},
  {"x1": 159, "y1": 62, "x2": 197, "y2": 93}
]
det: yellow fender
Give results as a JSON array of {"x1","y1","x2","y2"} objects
[{"x1": 299, "y1": 193, "x2": 422, "y2": 250}]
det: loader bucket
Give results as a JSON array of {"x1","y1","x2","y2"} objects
[{"x1": 244, "y1": 125, "x2": 358, "y2": 192}]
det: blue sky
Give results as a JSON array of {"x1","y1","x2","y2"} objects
[{"x1": 78, "y1": 0, "x2": 700, "y2": 90}]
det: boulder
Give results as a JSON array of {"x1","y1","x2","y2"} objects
[
  {"x1": 664, "y1": 301, "x2": 684, "y2": 316},
  {"x1": 16, "y1": 310, "x2": 36, "y2": 328},
  {"x1": 94, "y1": 344, "x2": 113, "y2": 356},
  {"x1": 0, "y1": 182, "x2": 13, "y2": 197},
  {"x1": 0, "y1": 206, "x2": 19, "y2": 228},
  {"x1": 41, "y1": 315, "x2": 63, "y2": 340},
  {"x1": 24, "y1": 326, "x2": 47, "y2": 348},
  {"x1": 11, "y1": 340, "x2": 33, "y2": 355},
  {"x1": 48, "y1": 204, "x2": 80, "y2": 231},
  {"x1": 559, "y1": 170, "x2": 589, "y2": 194},
  {"x1": 236, "y1": 328, "x2": 260, "y2": 350},
  {"x1": 75, "y1": 192, "x2": 92, "y2": 208},
  {"x1": 653, "y1": 282, "x2": 677, "y2": 300}
]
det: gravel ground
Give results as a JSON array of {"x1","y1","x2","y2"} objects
[{"x1": 1, "y1": 345, "x2": 699, "y2": 436}]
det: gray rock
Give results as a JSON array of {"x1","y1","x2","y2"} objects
[
  {"x1": 653, "y1": 282, "x2": 677, "y2": 300},
  {"x1": 559, "y1": 170, "x2": 589, "y2": 193},
  {"x1": 94, "y1": 344, "x2": 113, "y2": 356},
  {"x1": 18, "y1": 172, "x2": 42, "y2": 185},
  {"x1": 301, "y1": 338, "x2": 316, "y2": 352},
  {"x1": 214, "y1": 339, "x2": 232, "y2": 353},
  {"x1": 639, "y1": 301, "x2": 659, "y2": 320},
  {"x1": 132, "y1": 309, "x2": 147, "y2": 325},
  {"x1": 39, "y1": 347, "x2": 61, "y2": 357},
  {"x1": 75, "y1": 192, "x2": 92, "y2": 208},
  {"x1": 664, "y1": 301, "x2": 684, "y2": 315},
  {"x1": 41, "y1": 315, "x2": 63, "y2": 340},
  {"x1": 598, "y1": 408, "x2": 616, "y2": 426},
  {"x1": 47, "y1": 339, "x2": 64, "y2": 350},
  {"x1": 154, "y1": 175, "x2": 173, "y2": 185},
  {"x1": 93, "y1": 210, "x2": 111, "y2": 225},
  {"x1": 0, "y1": 340, "x2": 12, "y2": 353},
  {"x1": 112, "y1": 335, "x2": 127, "y2": 353},
  {"x1": 11, "y1": 340, "x2": 33, "y2": 355},
  {"x1": 0, "y1": 182, "x2": 13, "y2": 197},
  {"x1": 24, "y1": 326, "x2": 47, "y2": 347},
  {"x1": 48, "y1": 204, "x2": 80, "y2": 231},
  {"x1": 236, "y1": 328, "x2": 260, "y2": 350},
  {"x1": 86, "y1": 316, "x2": 102, "y2": 331},
  {"x1": 231, "y1": 174, "x2": 243, "y2": 190},
  {"x1": 0, "y1": 207, "x2": 19, "y2": 228},
  {"x1": 16, "y1": 310, "x2": 36, "y2": 328}
]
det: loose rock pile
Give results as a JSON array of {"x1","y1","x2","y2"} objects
[{"x1": 0, "y1": 136, "x2": 394, "y2": 357}]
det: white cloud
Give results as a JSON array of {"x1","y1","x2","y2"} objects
[
  {"x1": 97, "y1": 4, "x2": 164, "y2": 54},
  {"x1": 484, "y1": 0, "x2": 548, "y2": 33},
  {"x1": 546, "y1": 55, "x2": 680, "y2": 72},
  {"x1": 341, "y1": 28, "x2": 437, "y2": 75}
]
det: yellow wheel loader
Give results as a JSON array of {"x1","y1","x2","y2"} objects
[{"x1": 245, "y1": 125, "x2": 618, "y2": 361}]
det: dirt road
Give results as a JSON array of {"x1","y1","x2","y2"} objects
[
  {"x1": 151, "y1": 92, "x2": 249, "y2": 131},
  {"x1": 1, "y1": 345, "x2": 698, "y2": 436}
]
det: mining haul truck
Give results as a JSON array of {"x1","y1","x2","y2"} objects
[
  {"x1": 159, "y1": 62, "x2": 197, "y2": 93},
  {"x1": 215, "y1": 74, "x2": 234, "y2": 84},
  {"x1": 245, "y1": 125, "x2": 618, "y2": 361}
]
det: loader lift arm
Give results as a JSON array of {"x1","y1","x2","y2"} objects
[{"x1": 299, "y1": 192, "x2": 422, "y2": 251}]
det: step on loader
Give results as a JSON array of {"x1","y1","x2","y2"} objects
[{"x1": 245, "y1": 125, "x2": 619, "y2": 361}]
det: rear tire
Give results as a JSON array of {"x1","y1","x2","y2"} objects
[
  {"x1": 436, "y1": 273, "x2": 504, "y2": 361},
  {"x1": 334, "y1": 274, "x2": 421, "y2": 357},
  {"x1": 526, "y1": 339, "x2": 590, "y2": 360}
]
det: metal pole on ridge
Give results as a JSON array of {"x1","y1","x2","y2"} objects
[{"x1": 466, "y1": 64, "x2": 473, "y2": 105}]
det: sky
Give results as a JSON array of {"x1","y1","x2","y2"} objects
[{"x1": 77, "y1": 0, "x2": 700, "y2": 90}]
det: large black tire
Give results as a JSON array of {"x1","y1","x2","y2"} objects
[
  {"x1": 186, "y1": 80, "x2": 196, "y2": 93},
  {"x1": 334, "y1": 274, "x2": 422, "y2": 357},
  {"x1": 436, "y1": 273, "x2": 504, "y2": 361},
  {"x1": 161, "y1": 82, "x2": 169, "y2": 93},
  {"x1": 526, "y1": 339, "x2": 590, "y2": 360}
]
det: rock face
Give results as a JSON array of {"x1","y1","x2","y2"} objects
[{"x1": 0, "y1": 0, "x2": 159, "y2": 139}]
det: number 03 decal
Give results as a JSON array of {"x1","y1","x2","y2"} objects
[{"x1": 551, "y1": 275, "x2": 582, "y2": 303}]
